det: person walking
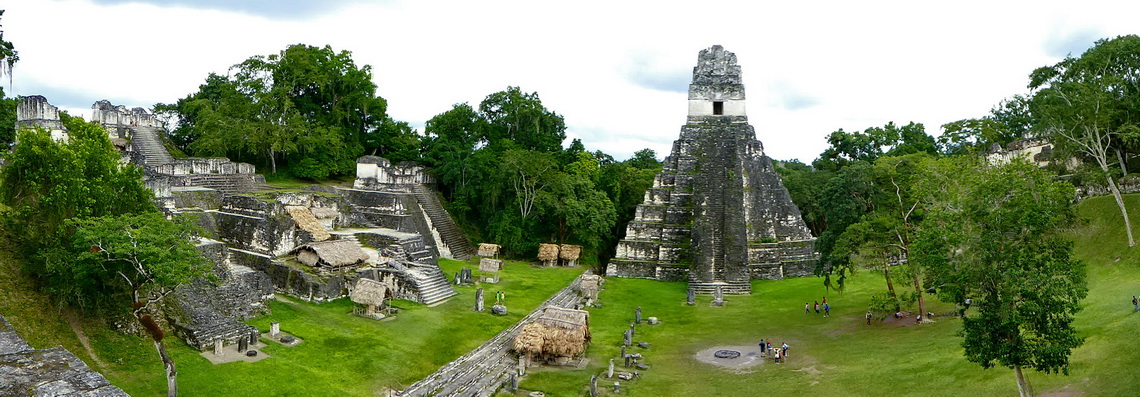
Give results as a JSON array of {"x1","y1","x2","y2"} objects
[
  {"x1": 805, "y1": 302, "x2": 810, "y2": 314},
  {"x1": 813, "y1": 301, "x2": 820, "y2": 314},
  {"x1": 823, "y1": 302, "x2": 830, "y2": 317},
  {"x1": 1133, "y1": 296, "x2": 1138, "y2": 312},
  {"x1": 759, "y1": 339, "x2": 767, "y2": 356},
  {"x1": 781, "y1": 342, "x2": 789, "y2": 359},
  {"x1": 866, "y1": 310, "x2": 873, "y2": 325}
]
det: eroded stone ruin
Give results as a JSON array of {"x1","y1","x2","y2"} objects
[
  {"x1": 10, "y1": 96, "x2": 469, "y2": 354},
  {"x1": 0, "y1": 315, "x2": 128, "y2": 396},
  {"x1": 607, "y1": 45, "x2": 817, "y2": 294}
]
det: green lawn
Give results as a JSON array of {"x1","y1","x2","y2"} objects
[
  {"x1": 518, "y1": 194, "x2": 1140, "y2": 397},
  {"x1": 3, "y1": 195, "x2": 1139, "y2": 397},
  {"x1": 1, "y1": 256, "x2": 581, "y2": 397}
]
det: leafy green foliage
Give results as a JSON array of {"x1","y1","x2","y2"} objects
[
  {"x1": 0, "y1": 119, "x2": 154, "y2": 264},
  {"x1": 938, "y1": 96, "x2": 1031, "y2": 155},
  {"x1": 918, "y1": 159, "x2": 1085, "y2": 389},
  {"x1": 158, "y1": 44, "x2": 413, "y2": 178},
  {"x1": 47, "y1": 213, "x2": 209, "y2": 314},
  {"x1": 814, "y1": 121, "x2": 936, "y2": 171},
  {"x1": 421, "y1": 88, "x2": 632, "y2": 261},
  {"x1": 0, "y1": 10, "x2": 17, "y2": 86},
  {"x1": 0, "y1": 87, "x2": 16, "y2": 149}
]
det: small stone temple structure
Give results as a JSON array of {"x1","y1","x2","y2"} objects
[
  {"x1": 513, "y1": 307, "x2": 591, "y2": 366},
  {"x1": 607, "y1": 45, "x2": 817, "y2": 295}
]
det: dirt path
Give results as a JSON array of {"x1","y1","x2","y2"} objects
[{"x1": 64, "y1": 310, "x2": 109, "y2": 370}]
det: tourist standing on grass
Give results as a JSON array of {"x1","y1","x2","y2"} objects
[
  {"x1": 773, "y1": 349, "x2": 781, "y2": 364},
  {"x1": 822, "y1": 296, "x2": 827, "y2": 305},
  {"x1": 866, "y1": 311, "x2": 873, "y2": 325},
  {"x1": 1132, "y1": 296, "x2": 1138, "y2": 312},
  {"x1": 759, "y1": 339, "x2": 766, "y2": 356},
  {"x1": 805, "y1": 302, "x2": 810, "y2": 314},
  {"x1": 781, "y1": 342, "x2": 789, "y2": 359},
  {"x1": 813, "y1": 301, "x2": 820, "y2": 314},
  {"x1": 823, "y1": 303, "x2": 830, "y2": 317}
]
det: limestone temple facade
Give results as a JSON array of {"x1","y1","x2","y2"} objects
[{"x1": 607, "y1": 45, "x2": 817, "y2": 294}]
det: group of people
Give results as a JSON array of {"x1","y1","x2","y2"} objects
[
  {"x1": 758, "y1": 339, "x2": 790, "y2": 363},
  {"x1": 804, "y1": 297, "x2": 831, "y2": 317}
]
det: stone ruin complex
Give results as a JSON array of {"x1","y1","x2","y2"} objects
[
  {"x1": 8, "y1": 96, "x2": 472, "y2": 354},
  {"x1": 607, "y1": 45, "x2": 817, "y2": 295},
  {"x1": 1, "y1": 314, "x2": 128, "y2": 396}
]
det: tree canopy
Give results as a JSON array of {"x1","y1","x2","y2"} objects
[{"x1": 156, "y1": 44, "x2": 415, "y2": 178}]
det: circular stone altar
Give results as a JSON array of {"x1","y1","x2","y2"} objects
[
  {"x1": 694, "y1": 345, "x2": 765, "y2": 371},
  {"x1": 714, "y1": 350, "x2": 741, "y2": 359}
]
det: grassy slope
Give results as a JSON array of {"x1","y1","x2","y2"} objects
[{"x1": 522, "y1": 194, "x2": 1140, "y2": 397}]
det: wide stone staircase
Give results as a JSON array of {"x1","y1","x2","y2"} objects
[
  {"x1": 399, "y1": 273, "x2": 585, "y2": 397},
  {"x1": 412, "y1": 185, "x2": 474, "y2": 260},
  {"x1": 185, "y1": 173, "x2": 265, "y2": 197},
  {"x1": 406, "y1": 262, "x2": 458, "y2": 305},
  {"x1": 129, "y1": 126, "x2": 174, "y2": 167}
]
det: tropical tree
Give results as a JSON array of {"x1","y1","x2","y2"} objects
[
  {"x1": 0, "y1": 10, "x2": 18, "y2": 88},
  {"x1": 1029, "y1": 34, "x2": 1140, "y2": 246},
  {"x1": 0, "y1": 118, "x2": 154, "y2": 264},
  {"x1": 50, "y1": 213, "x2": 210, "y2": 397},
  {"x1": 158, "y1": 44, "x2": 412, "y2": 178},
  {"x1": 917, "y1": 159, "x2": 1085, "y2": 397}
]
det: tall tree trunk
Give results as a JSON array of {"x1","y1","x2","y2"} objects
[
  {"x1": 269, "y1": 148, "x2": 278, "y2": 175},
  {"x1": 1014, "y1": 365, "x2": 1033, "y2": 397},
  {"x1": 1116, "y1": 148, "x2": 1129, "y2": 177},
  {"x1": 1105, "y1": 173, "x2": 1136, "y2": 247},
  {"x1": 884, "y1": 266, "x2": 900, "y2": 312},
  {"x1": 913, "y1": 273, "x2": 928, "y2": 323},
  {"x1": 155, "y1": 340, "x2": 177, "y2": 397}
]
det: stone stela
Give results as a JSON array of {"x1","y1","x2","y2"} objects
[{"x1": 607, "y1": 45, "x2": 818, "y2": 295}]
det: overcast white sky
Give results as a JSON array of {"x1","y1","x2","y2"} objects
[{"x1": 4, "y1": 0, "x2": 1137, "y2": 162}]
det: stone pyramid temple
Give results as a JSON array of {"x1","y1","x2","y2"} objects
[{"x1": 607, "y1": 45, "x2": 817, "y2": 295}]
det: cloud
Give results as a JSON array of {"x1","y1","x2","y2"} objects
[
  {"x1": 620, "y1": 53, "x2": 690, "y2": 94},
  {"x1": 1044, "y1": 28, "x2": 1102, "y2": 58},
  {"x1": 87, "y1": 0, "x2": 377, "y2": 20}
]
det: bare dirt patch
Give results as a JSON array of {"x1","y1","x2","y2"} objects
[{"x1": 694, "y1": 345, "x2": 767, "y2": 372}]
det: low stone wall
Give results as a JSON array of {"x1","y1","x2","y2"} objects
[
  {"x1": 153, "y1": 158, "x2": 257, "y2": 175},
  {"x1": 354, "y1": 155, "x2": 434, "y2": 190}
]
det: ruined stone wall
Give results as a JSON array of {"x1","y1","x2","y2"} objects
[
  {"x1": 354, "y1": 155, "x2": 434, "y2": 190},
  {"x1": 15, "y1": 95, "x2": 66, "y2": 141},
  {"x1": 91, "y1": 99, "x2": 163, "y2": 129}
]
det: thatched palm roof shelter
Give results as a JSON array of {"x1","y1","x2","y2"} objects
[
  {"x1": 513, "y1": 307, "x2": 591, "y2": 364},
  {"x1": 477, "y1": 243, "x2": 501, "y2": 258},
  {"x1": 559, "y1": 244, "x2": 582, "y2": 266},
  {"x1": 351, "y1": 278, "x2": 391, "y2": 319},
  {"x1": 292, "y1": 239, "x2": 368, "y2": 269},
  {"x1": 537, "y1": 244, "x2": 559, "y2": 267},
  {"x1": 286, "y1": 205, "x2": 332, "y2": 241},
  {"x1": 351, "y1": 278, "x2": 390, "y2": 306}
]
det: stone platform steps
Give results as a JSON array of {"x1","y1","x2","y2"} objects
[
  {"x1": 406, "y1": 262, "x2": 457, "y2": 305},
  {"x1": 399, "y1": 273, "x2": 585, "y2": 397},
  {"x1": 185, "y1": 173, "x2": 264, "y2": 197},
  {"x1": 130, "y1": 126, "x2": 174, "y2": 167},
  {"x1": 689, "y1": 280, "x2": 751, "y2": 295},
  {"x1": 412, "y1": 184, "x2": 474, "y2": 260}
]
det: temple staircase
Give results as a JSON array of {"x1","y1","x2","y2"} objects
[
  {"x1": 412, "y1": 184, "x2": 474, "y2": 260},
  {"x1": 129, "y1": 126, "x2": 174, "y2": 167}
]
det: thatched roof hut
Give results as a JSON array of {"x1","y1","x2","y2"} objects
[
  {"x1": 559, "y1": 244, "x2": 582, "y2": 266},
  {"x1": 292, "y1": 239, "x2": 368, "y2": 269},
  {"x1": 350, "y1": 278, "x2": 390, "y2": 307},
  {"x1": 286, "y1": 205, "x2": 331, "y2": 241},
  {"x1": 513, "y1": 307, "x2": 591, "y2": 363},
  {"x1": 350, "y1": 278, "x2": 390, "y2": 319},
  {"x1": 477, "y1": 243, "x2": 501, "y2": 258},
  {"x1": 537, "y1": 244, "x2": 559, "y2": 267}
]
